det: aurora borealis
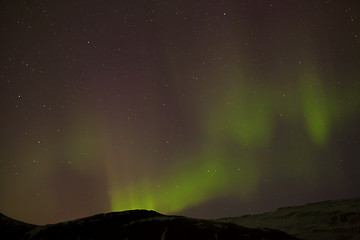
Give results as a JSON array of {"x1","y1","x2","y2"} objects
[{"x1": 1, "y1": 0, "x2": 359, "y2": 225}]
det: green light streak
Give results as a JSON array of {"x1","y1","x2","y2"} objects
[
  {"x1": 205, "y1": 79, "x2": 274, "y2": 147},
  {"x1": 110, "y1": 140, "x2": 262, "y2": 214},
  {"x1": 110, "y1": 70, "x2": 357, "y2": 215},
  {"x1": 111, "y1": 153, "x2": 231, "y2": 213},
  {"x1": 111, "y1": 180, "x2": 155, "y2": 211},
  {"x1": 300, "y1": 72, "x2": 330, "y2": 145},
  {"x1": 231, "y1": 102, "x2": 273, "y2": 146}
]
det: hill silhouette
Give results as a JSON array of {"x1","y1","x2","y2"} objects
[
  {"x1": 1, "y1": 209, "x2": 297, "y2": 240},
  {"x1": 3, "y1": 198, "x2": 360, "y2": 239},
  {"x1": 218, "y1": 197, "x2": 360, "y2": 240}
]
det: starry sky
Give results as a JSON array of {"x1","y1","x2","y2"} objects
[{"x1": 1, "y1": 0, "x2": 360, "y2": 225}]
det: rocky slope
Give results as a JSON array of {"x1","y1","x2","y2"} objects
[{"x1": 218, "y1": 198, "x2": 360, "y2": 240}]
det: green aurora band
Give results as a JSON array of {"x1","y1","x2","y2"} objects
[{"x1": 109, "y1": 70, "x2": 359, "y2": 214}]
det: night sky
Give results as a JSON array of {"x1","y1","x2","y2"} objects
[{"x1": 1, "y1": 0, "x2": 360, "y2": 225}]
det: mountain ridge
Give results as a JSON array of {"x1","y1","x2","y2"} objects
[
  {"x1": 1, "y1": 209, "x2": 297, "y2": 240},
  {"x1": 218, "y1": 197, "x2": 360, "y2": 240},
  {"x1": 2, "y1": 197, "x2": 360, "y2": 239}
]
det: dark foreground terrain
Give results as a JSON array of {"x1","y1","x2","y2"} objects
[
  {"x1": 219, "y1": 198, "x2": 360, "y2": 240},
  {"x1": 2, "y1": 198, "x2": 360, "y2": 239},
  {"x1": 1, "y1": 210, "x2": 296, "y2": 240}
]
